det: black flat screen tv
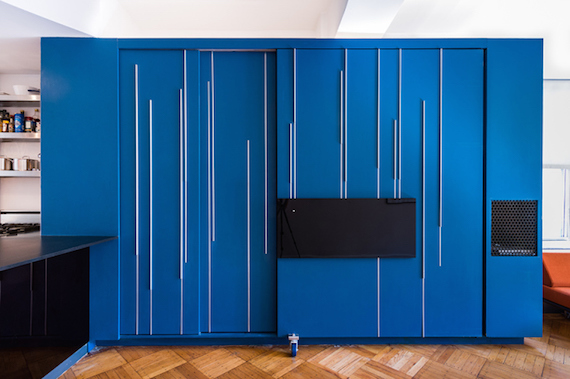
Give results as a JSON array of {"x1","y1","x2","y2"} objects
[{"x1": 277, "y1": 198, "x2": 416, "y2": 258}]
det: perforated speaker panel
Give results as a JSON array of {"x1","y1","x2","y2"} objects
[{"x1": 491, "y1": 200, "x2": 537, "y2": 256}]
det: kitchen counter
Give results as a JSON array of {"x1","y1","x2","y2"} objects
[{"x1": 0, "y1": 233, "x2": 116, "y2": 272}]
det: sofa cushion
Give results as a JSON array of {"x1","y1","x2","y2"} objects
[
  {"x1": 544, "y1": 285, "x2": 570, "y2": 309},
  {"x1": 543, "y1": 252, "x2": 570, "y2": 287}
]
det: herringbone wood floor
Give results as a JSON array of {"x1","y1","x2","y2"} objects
[{"x1": 58, "y1": 313, "x2": 570, "y2": 379}]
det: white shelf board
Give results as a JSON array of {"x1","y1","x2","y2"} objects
[
  {"x1": 0, "y1": 171, "x2": 40, "y2": 178},
  {"x1": 0, "y1": 95, "x2": 40, "y2": 102},
  {"x1": 0, "y1": 132, "x2": 40, "y2": 141}
]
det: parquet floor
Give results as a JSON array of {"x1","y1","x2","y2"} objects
[{"x1": 59, "y1": 313, "x2": 570, "y2": 379}]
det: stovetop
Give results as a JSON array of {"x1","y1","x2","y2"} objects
[{"x1": 0, "y1": 223, "x2": 40, "y2": 237}]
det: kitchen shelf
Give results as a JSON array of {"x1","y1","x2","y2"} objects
[
  {"x1": 0, "y1": 132, "x2": 40, "y2": 141},
  {"x1": 0, "y1": 171, "x2": 40, "y2": 178},
  {"x1": 0, "y1": 95, "x2": 40, "y2": 108}
]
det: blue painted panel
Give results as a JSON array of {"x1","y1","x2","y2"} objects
[
  {"x1": 201, "y1": 52, "x2": 276, "y2": 333},
  {"x1": 183, "y1": 50, "x2": 201, "y2": 335},
  {"x1": 296, "y1": 49, "x2": 344, "y2": 198},
  {"x1": 379, "y1": 50, "x2": 399, "y2": 198},
  {"x1": 277, "y1": 49, "x2": 294, "y2": 199},
  {"x1": 41, "y1": 38, "x2": 118, "y2": 236},
  {"x1": 380, "y1": 49, "x2": 426, "y2": 337},
  {"x1": 277, "y1": 259, "x2": 377, "y2": 338},
  {"x1": 119, "y1": 50, "x2": 183, "y2": 335},
  {"x1": 425, "y1": 49, "x2": 483, "y2": 337},
  {"x1": 90, "y1": 240, "x2": 119, "y2": 341},
  {"x1": 346, "y1": 49, "x2": 378, "y2": 198},
  {"x1": 486, "y1": 40, "x2": 543, "y2": 337}
]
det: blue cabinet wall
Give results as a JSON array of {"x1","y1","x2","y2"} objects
[{"x1": 40, "y1": 38, "x2": 542, "y2": 344}]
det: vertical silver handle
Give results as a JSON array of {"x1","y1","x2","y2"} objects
[
  {"x1": 398, "y1": 49, "x2": 402, "y2": 200},
  {"x1": 149, "y1": 99, "x2": 153, "y2": 335},
  {"x1": 344, "y1": 49, "x2": 348, "y2": 199},
  {"x1": 264, "y1": 53, "x2": 268, "y2": 255},
  {"x1": 179, "y1": 89, "x2": 184, "y2": 281},
  {"x1": 289, "y1": 122, "x2": 293, "y2": 197},
  {"x1": 377, "y1": 257, "x2": 380, "y2": 337},
  {"x1": 340, "y1": 70, "x2": 344, "y2": 199},
  {"x1": 246, "y1": 140, "x2": 251, "y2": 332},
  {"x1": 293, "y1": 49, "x2": 297, "y2": 200},
  {"x1": 134, "y1": 64, "x2": 140, "y2": 335},
  {"x1": 377, "y1": 49, "x2": 381, "y2": 200},
  {"x1": 439, "y1": 48, "x2": 443, "y2": 267},
  {"x1": 207, "y1": 80, "x2": 212, "y2": 333},
  {"x1": 184, "y1": 51, "x2": 188, "y2": 265},
  {"x1": 211, "y1": 52, "x2": 216, "y2": 242},
  {"x1": 422, "y1": 100, "x2": 426, "y2": 280},
  {"x1": 393, "y1": 120, "x2": 397, "y2": 198},
  {"x1": 398, "y1": 110, "x2": 402, "y2": 199}
]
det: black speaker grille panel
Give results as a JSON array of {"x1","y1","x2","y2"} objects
[{"x1": 491, "y1": 200, "x2": 537, "y2": 256}]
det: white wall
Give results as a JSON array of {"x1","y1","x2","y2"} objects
[{"x1": 543, "y1": 80, "x2": 570, "y2": 167}]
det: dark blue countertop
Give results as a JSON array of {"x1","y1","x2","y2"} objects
[{"x1": 0, "y1": 233, "x2": 117, "y2": 272}]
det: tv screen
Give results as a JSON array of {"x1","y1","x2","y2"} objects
[{"x1": 277, "y1": 198, "x2": 416, "y2": 258}]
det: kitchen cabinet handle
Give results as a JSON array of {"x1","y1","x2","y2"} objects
[
  {"x1": 29, "y1": 264, "x2": 33, "y2": 336},
  {"x1": 247, "y1": 140, "x2": 251, "y2": 333},
  {"x1": 264, "y1": 53, "x2": 268, "y2": 255},
  {"x1": 179, "y1": 89, "x2": 184, "y2": 281},
  {"x1": 340, "y1": 70, "x2": 344, "y2": 199},
  {"x1": 289, "y1": 122, "x2": 293, "y2": 196},
  {"x1": 211, "y1": 53, "x2": 216, "y2": 242},
  {"x1": 134, "y1": 64, "x2": 140, "y2": 335},
  {"x1": 398, "y1": 108, "x2": 402, "y2": 199},
  {"x1": 293, "y1": 49, "x2": 297, "y2": 200},
  {"x1": 344, "y1": 49, "x2": 348, "y2": 198},
  {"x1": 184, "y1": 51, "x2": 188, "y2": 265},
  {"x1": 393, "y1": 120, "x2": 397, "y2": 198},
  {"x1": 149, "y1": 99, "x2": 154, "y2": 335},
  {"x1": 398, "y1": 49, "x2": 402, "y2": 200},
  {"x1": 377, "y1": 257, "x2": 380, "y2": 337},
  {"x1": 44, "y1": 261, "x2": 47, "y2": 335},
  {"x1": 377, "y1": 49, "x2": 381, "y2": 200},
  {"x1": 207, "y1": 80, "x2": 212, "y2": 333},
  {"x1": 422, "y1": 100, "x2": 426, "y2": 280},
  {"x1": 439, "y1": 48, "x2": 443, "y2": 267}
]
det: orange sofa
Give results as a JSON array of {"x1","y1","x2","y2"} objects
[{"x1": 543, "y1": 252, "x2": 570, "y2": 310}]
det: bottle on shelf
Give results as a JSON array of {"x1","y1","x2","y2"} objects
[{"x1": 33, "y1": 109, "x2": 40, "y2": 133}]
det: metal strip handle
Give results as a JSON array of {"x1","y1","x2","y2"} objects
[
  {"x1": 293, "y1": 49, "x2": 297, "y2": 199},
  {"x1": 207, "y1": 80, "x2": 212, "y2": 333},
  {"x1": 264, "y1": 53, "x2": 268, "y2": 255},
  {"x1": 184, "y1": 51, "x2": 188, "y2": 265},
  {"x1": 340, "y1": 70, "x2": 344, "y2": 199},
  {"x1": 44, "y1": 260, "x2": 47, "y2": 335},
  {"x1": 134, "y1": 64, "x2": 140, "y2": 335},
  {"x1": 398, "y1": 108, "x2": 402, "y2": 199},
  {"x1": 439, "y1": 48, "x2": 443, "y2": 267},
  {"x1": 377, "y1": 257, "x2": 380, "y2": 337},
  {"x1": 422, "y1": 100, "x2": 426, "y2": 280},
  {"x1": 211, "y1": 52, "x2": 216, "y2": 241},
  {"x1": 398, "y1": 49, "x2": 402, "y2": 200},
  {"x1": 149, "y1": 99, "x2": 153, "y2": 335},
  {"x1": 393, "y1": 120, "x2": 397, "y2": 198},
  {"x1": 344, "y1": 49, "x2": 348, "y2": 199},
  {"x1": 179, "y1": 89, "x2": 184, "y2": 281},
  {"x1": 289, "y1": 122, "x2": 293, "y2": 197},
  {"x1": 377, "y1": 49, "x2": 381, "y2": 200},
  {"x1": 247, "y1": 140, "x2": 251, "y2": 332}
]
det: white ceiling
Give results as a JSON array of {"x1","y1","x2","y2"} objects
[{"x1": 1, "y1": 0, "x2": 569, "y2": 78}]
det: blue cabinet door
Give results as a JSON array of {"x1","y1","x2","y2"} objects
[
  {"x1": 296, "y1": 49, "x2": 344, "y2": 198},
  {"x1": 199, "y1": 51, "x2": 276, "y2": 333},
  {"x1": 425, "y1": 49, "x2": 484, "y2": 337},
  {"x1": 119, "y1": 50, "x2": 184, "y2": 335},
  {"x1": 379, "y1": 49, "x2": 427, "y2": 337},
  {"x1": 277, "y1": 49, "x2": 378, "y2": 338}
]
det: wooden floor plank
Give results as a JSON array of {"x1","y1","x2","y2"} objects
[
  {"x1": 129, "y1": 350, "x2": 186, "y2": 379},
  {"x1": 413, "y1": 360, "x2": 473, "y2": 379},
  {"x1": 190, "y1": 348, "x2": 245, "y2": 378},
  {"x1": 281, "y1": 362, "x2": 343, "y2": 379},
  {"x1": 478, "y1": 360, "x2": 539, "y2": 379},
  {"x1": 71, "y1": 348, "x2": 127, "y2": 379}
]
